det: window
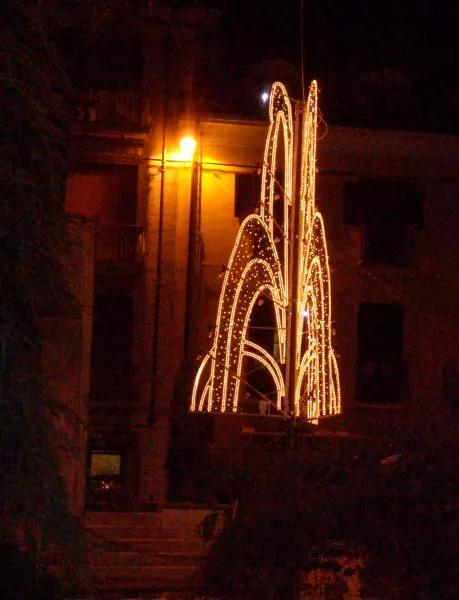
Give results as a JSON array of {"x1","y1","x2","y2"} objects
[
  {"x1": 65, "y1": 163, "x2": 138, "y2": 223},
  {"x1": 54, "y1": 30, "x2": 143, "y2": 91},
  {"x1": 243, "y1": 296, "x2": 281, "y2": 414},
  {"x1": 86, "y1": 33, "x2": 143, "y2": 91},
  {"x1": 91, "y1": 291, "x2": 134, "y2": 401},
  {"x1": 343, "y1": 179, "x2": 424, "y2": 265},
  {"x1": 235, "y1": 170, "x2": 286, "y2": 233},
  {"x1": 356, "y1": 302, "x2": 407, "y2": 404},
  {"x1": 442, "y1": 359, "x2": 459, "y2": 408},
  {"x1": 235, "y1": 172, "x2": 260, "y2": 221}
]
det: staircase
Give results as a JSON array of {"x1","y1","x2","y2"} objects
[{"x1": 83, "y1": 509, "x2": 226, "y2": 596}]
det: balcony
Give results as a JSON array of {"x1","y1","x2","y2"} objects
[
  {"x1": 73, "y1": 89, "x2": 151, "y2": 128},
  {"x1": 59, "y1": 0, "x2": 160, "y2": 20},
  {"x1": 96, "y1": 223, "x2": 145, "y2": 263}
]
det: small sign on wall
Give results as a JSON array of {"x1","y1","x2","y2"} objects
[{"x1": 90, "y1": 453, "x2": 121, "y2": 477}]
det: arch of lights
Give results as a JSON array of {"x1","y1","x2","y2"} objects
[{"x1": 191, "y1": 81, "x2": 341, "y2": 421}]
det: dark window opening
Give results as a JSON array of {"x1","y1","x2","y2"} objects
[
  {"x1": 343, "y1": 179, "x2": 424, "y2": 265},
  {"x1": 356, "y1": 302, "x2": 407, "y2": 404},
  {"x1": 66, "y1": 163, "x2": 138, "y2": 224},
  {"x1": 234, "y1": 170, "x2": 286, "y2": 259},
  {"x1": 90, "y1": 291, "x2": 134, "y2": 403},
  {"x1": 442, "y1": 359, "x2": 459, "y2": 409},
  {"x1": 243, "y1": 296, "x2": 281, "y2": 414},
  {"x1": 272, "y1": 170, "x2": 285, "y2": 229},
  {"x1": 234, "y1": 171, "x2": 286, "y2": 223},
  {"x1": 273, "y1": 170, "x2": 286, "y2": 266},
  {"x1": 86, "y1": 34, "x2": 143, "y2": 91},
  {"x1": 54, "y1": 30, "x2": 143, "y2": 91},
  {"x1": 53, "y1": 29, "x2": 87, "y2": 88},
  {"x1": 235, "y1": 172, "x2": 260, "y2": 221}
]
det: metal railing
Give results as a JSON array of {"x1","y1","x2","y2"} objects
[
  {"x1": 96, "y1": 223, "x2": 145, "y2": 263},
  {"x1": 60, "y1": 0, "x2": 223, "y2": 18},
  {"x1": 73, "y1": 89, "x2": 151, "y2": 127}
]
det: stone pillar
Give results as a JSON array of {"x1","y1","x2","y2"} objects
[
  {"x1": 133, "y1": 157, "x2": 193, "y2": 504},
  {"x1": 75, "y1": 221, "x2": 95, "y2": 515},
  {"x1": 40, "y1": 219, "x2": 95, "y2": 517}
]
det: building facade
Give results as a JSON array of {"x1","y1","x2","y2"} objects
[{"x1": 54, "y1": 2, "x2": 459, "y2": 512}]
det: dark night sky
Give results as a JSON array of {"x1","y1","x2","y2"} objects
[
  {"x1": 227, "y1": 0, "x2": 455, "y2": 68},
  {"x1": 211, "y1": 0, "x2": 458, "y2": 131}
]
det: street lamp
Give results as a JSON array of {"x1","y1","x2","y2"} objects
[{"x1": 179, "y1": 136, "x2": 196, "y2": 161}]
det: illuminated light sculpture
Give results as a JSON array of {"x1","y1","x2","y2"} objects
[{"x1": 191, "y1": 81, "x2": 341, "y2": 421}]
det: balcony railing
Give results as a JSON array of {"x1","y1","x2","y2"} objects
[
  {"x1": 73, "y1": 89, "x2": 151, "y2": 127},
  {"x1": 60, "y1": 1, "x2": 224, "y2": 19},
  {"x1": 96, "y1": 223, "x2": 145, "y2": 263}
]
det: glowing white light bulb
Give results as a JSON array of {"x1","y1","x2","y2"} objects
[
  {"x1": 179, "y1": 136, "x2": 196, "y2": 160},
  {"x1": 261, "y1": 91, "x2": 269, "y2": 104},
  {"x1": 301, "y1": 309, "x2": 309, "y2": 318}
]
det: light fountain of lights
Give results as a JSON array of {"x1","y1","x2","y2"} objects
[{"x1": 191, "y1": 81, "x2": 341, "y2": 423}]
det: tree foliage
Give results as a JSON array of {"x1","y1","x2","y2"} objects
[
  {"x1": 0, "y1": 0, "x2": 85, "y2": 591},
  {"x1": 201, "y1": 407, "x2": 459, "y2": 599}
]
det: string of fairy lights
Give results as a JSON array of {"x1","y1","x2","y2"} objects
[{"x1": 191, "y1": 81, "x2": 341, "y2": 422}]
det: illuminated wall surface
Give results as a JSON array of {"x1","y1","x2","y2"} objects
[{"x1": 192, "y1": 82, "x2": 341, "y2": 421}]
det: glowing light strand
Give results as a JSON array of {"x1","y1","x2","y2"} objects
[{"x1": 191, "y1": 81, "x2": 341, "y2": 421}]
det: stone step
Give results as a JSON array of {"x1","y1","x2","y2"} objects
[
  {"x1": 84, "y1": 512, "x2": 162, "y2": 528},
  {"x1": 84, "y1": 509, "x2": 226, "y2": 540},
  {"x1": 48, "y1": 564, "x2": 199, "y2": 590},
  {"x1": 93, "y1": 564, "x2": 198, "y2": 582},
  {"x1": 90, "y1": 550, "x2": 203, "y2": 567},
  {"x1": 86, "y1": 524, "x2": 168, "y2": 541},
  {"x1": 75, "y1": 509, "x2": 228, "y2": 594},
  {"x1": 89, "y1": 538, "x2": 203, "y2": 555}
]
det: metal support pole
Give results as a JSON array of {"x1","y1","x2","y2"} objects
[
  {"x1": 183, "y1": 134, "x2": 202, "y2": 358},
  {"x1": 285, "y1": 100, "x2": 305, "y2": 447}
]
